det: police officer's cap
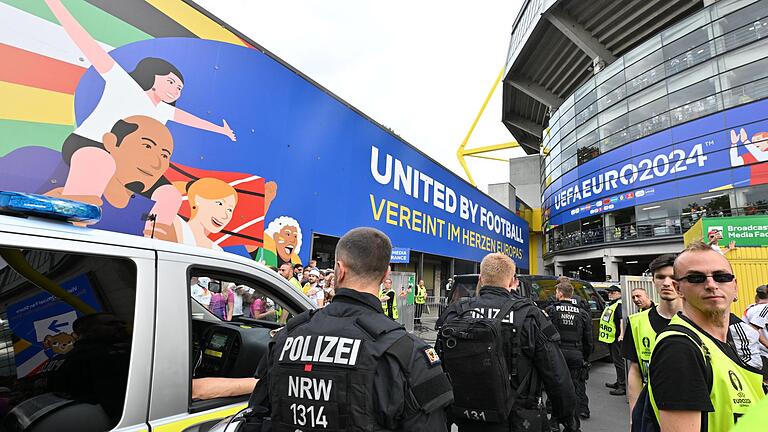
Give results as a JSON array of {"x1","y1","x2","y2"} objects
[{"x1": 606, "y1": 285, "x2": 621, "y2": 293}]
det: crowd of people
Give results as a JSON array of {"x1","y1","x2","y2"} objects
[
  {"x1": 275, "y1": 260, "x2": 336, "y2": 307},
  {"x1": 182, "y1": 227, "x2": 768, "y2": 432},
  {"x1": 189, "y1": 276, "x2": 282, "y2": 321}
]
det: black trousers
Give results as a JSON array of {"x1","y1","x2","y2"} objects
[
  {"x1": 561, "y1": 349, "x2": 589, "y2": 416},
  {"x1": 609, "y1": 341, "x2": 626, "y2": 388},
  {"x1": 415, "y1": 303, "x2": 424, "y2": 324}
]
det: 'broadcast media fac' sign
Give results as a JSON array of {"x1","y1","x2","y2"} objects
[
  {"x1": 0, "y1": 1, "x2": 529, "y2": 268},
  {"x1": 703, "y1": 216, "x2": 768, "y2": 247}
]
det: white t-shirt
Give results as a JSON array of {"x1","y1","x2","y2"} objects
[
  {"x1": 191, "y1": 283, "x2": 211, "y2": 307},
  {"x1": 744, "y1": 303, "x2": 768, "y2": 341},
  {"x1": 74, "y1": 63, "x2": 175, "y2": 142},
  {"x1": 306, "y1": 285, "x2": 324, "y2": 307},
  {"x1": 730, "y1": 316, "x2": 767, "y2": 370},
  {"x1": 231, "y1": 291, "x2": 244, "y2": 316},
  {"x1": 710, "y1": 244, "x2": 725, "y2": 255}
]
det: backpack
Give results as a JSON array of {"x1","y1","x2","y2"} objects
[
  {"x1": 631, "y1": 324, "x2": 712, "y2": 432},
  {"x1": 436, "y1": 298, "x2": 530, "y2": 423}
]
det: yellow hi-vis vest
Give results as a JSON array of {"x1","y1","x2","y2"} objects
[
  {"x1": 599, "y1": 300, "x2": 621, "y2": 343},
  {"x1": 731, "y1": 395, "x2": 768, "y2": 432},
  {"x1": 415, "y1": 285, "x2": 427, "y2": 304},
  {"x1": 649, "y1": 315, "x2": 764, "y2": 432},
  {"x1": 379, "y1": 289, "x2": 398, "y2": 320},
  {"x1": 628, "y1": 308, "x2": 656, "y2": 382}
]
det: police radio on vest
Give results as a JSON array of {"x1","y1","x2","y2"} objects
[{"x1": 279, "y1": 335, "x2": 362, "y2": 366}]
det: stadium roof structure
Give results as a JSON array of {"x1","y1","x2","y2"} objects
[{"x1": 503, "y1": 0, "x2": 706, "y2": 154}]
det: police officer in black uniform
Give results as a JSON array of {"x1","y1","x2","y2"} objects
[
  {"x1": 253, "y1": 227, "x2": 453, "y2": 431},
  {"x1": 436, "y1": 252, "x2": 576, "y2": 432},
  {"x1": 544, "y1": 281, "x2": 592, "y2": 428}
]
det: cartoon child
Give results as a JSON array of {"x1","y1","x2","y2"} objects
[
  {"x1": 255, "y1": 217, "x2": 303, "y2": 267},
  {"x1": 174, "y1": 178, "x2": 238, "y2": 250},
  {"x1": 44, "y1": 0, "x2": 236, "y2": 228},
  {"x1": 730, "y1": 128, "x2": 768, "y2": 185}
]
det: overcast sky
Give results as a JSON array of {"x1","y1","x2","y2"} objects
[{"x1": 196, "y1": 0, "x2": 526, "y2": 193}]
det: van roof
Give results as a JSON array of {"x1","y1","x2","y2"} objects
[{"x1": 0, "y1": 213, "x2": 268, "y2": 271}]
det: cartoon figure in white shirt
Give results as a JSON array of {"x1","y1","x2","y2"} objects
[
  {"x1": 44, "y1": 0, "x2": 236, "y2": 237},
  {"x1": 730, "y1": 128, "x2": 768, "y2": 186}
]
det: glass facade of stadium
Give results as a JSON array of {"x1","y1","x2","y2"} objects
[{"x1": 541, "y1": 0, "x2": 768, "y2": 279}]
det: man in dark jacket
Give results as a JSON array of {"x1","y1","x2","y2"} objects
[
  {"x1": 437, "y1": 252, "x2": 576, "y2": 431},
  {"x1": 545, "y1": 281, "x2": 593, "y2": 425}
]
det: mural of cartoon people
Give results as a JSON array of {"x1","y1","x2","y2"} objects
[
  {"x1": 256, "y1": 217, "x2": 303, "y2": 267},
  {"x1": 174, "y1": 178, "x2": 238, "y2": 250},
  {"x1": 47, "y1": 115, "x2": 174, "y2": 236},
  {"x1": 730, "y1": 128, "x2": 768, "y2": 185},
  {"x1": 43, "y1": 0, "x2": 236, "y2": 229}
]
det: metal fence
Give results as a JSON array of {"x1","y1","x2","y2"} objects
[{"x1": 397, "y1": 296, "x2": 447, "y2": 340}]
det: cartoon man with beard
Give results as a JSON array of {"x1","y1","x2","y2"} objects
[{"x1": 254, "y1": 216, "x2": 303, "y2": 267}]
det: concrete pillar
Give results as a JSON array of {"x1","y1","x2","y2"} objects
[
  {"x1": 554, "y1": 258, "x2": 565, "y2": 277},
  {"x1": 603, "y1": 253, "x2": 621, "y2": 282}
]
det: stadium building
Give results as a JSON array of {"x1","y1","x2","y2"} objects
[{"x1": 502, "y1": 0, "x2": 768, "y2": 280}]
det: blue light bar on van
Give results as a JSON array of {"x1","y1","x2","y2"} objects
[{"x1": 0, "y1": 191, "x2": 101, "y2": 223}]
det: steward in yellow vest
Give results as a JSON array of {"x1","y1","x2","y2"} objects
[
  {"x1": 599, "y1": 298, "x2": 621, "y2": 343},
  {"x1": 379, "y1": 278, "x2": 398, "y2": 320},
  {"x1": 649, "y1": 314, "x2": 764, "y2": 431}
]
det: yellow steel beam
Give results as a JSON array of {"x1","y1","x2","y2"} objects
[
  {"x1": 462, "y1": 141, "x2": 520, "y2": 156},
  {"x1": 457, "y1": 66, "x2": 508, "y2": 186},
  {"x1": 465, "y1": 154, "x2": 510, "y2": 162}
]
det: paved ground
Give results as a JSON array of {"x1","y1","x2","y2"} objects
[
  {"x1": 579, "y1": 361, "x2": 630, "y2": 432},
  {"x1": 413, "y1": 313, "x2": 630, "y2": 432}
]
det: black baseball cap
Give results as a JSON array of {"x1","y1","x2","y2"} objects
[{"x1": 606, "y1": 285, "x2": 621, "y2": 293}]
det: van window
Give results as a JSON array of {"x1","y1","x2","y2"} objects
[
  {"x1": 188, "y1": 271, "x2": 298, "y2": 408},
  {"x1": 530, "y1": 278, "x2": 600, "y2": 311},
  {"x1": 0, "y1": 247, "x2": 137, "y2": 430}
]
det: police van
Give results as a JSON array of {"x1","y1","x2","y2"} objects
[
  {"x1": 0, "y1": 192, "x2": 314, "y2": 432},
  {"x1": 446, "y1": 274, "x2": 609, "y2": 361}
]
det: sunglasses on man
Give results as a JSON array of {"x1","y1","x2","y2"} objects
[{"x1": 675, "y1": 273, "x2": 735, "y2": 284}]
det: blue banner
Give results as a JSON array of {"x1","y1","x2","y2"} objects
[
  {"x1": 543, "y1": 98, "x2": 768, "y2": 226},
  {"x1": 0, "y1": 37, "x2": 528, "y2": 268}
]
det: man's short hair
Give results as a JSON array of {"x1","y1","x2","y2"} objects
[
  {"x1": 479, "y1": 253, "x2": 516, "y2": 287},
  {"x1": 294, "y1": 264, "x2": 303, "y2": 270},
  {"x1": 557, "y1": 276, "x2": 571, "y2": 284},
  {"x1": 674, "y1": 241, "x2": 732, "y2": 276},
  {"x1": 756, "y1": 285, "x2": 768, "y2": 300},
  {"x1": 556, "y1": 281, "x2": 574, "y2": 298},
  {"x1": 649, "y1": 254, "x2": 676, "y2": 275},
  {"x1": 335, "y1": 227, "x2": 391, "y2": 283},
  {"x1": 73, "y1": 313, "x2": 120, "y2": 337},
  {"x1": 631, "y1": 287, "x2": 648, "y2": 293}
]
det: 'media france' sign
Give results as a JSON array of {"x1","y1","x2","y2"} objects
[{"x1": 390, "y1": 247, "x2": 410, "y2": 264}]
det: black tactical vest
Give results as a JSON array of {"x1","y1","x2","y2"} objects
[
  {"x1": 268, "y1": 309, "x2": 408, "y2": 432},
  {"x1": 548, "y1": 301, "x2": 584, "y2": 351}
]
